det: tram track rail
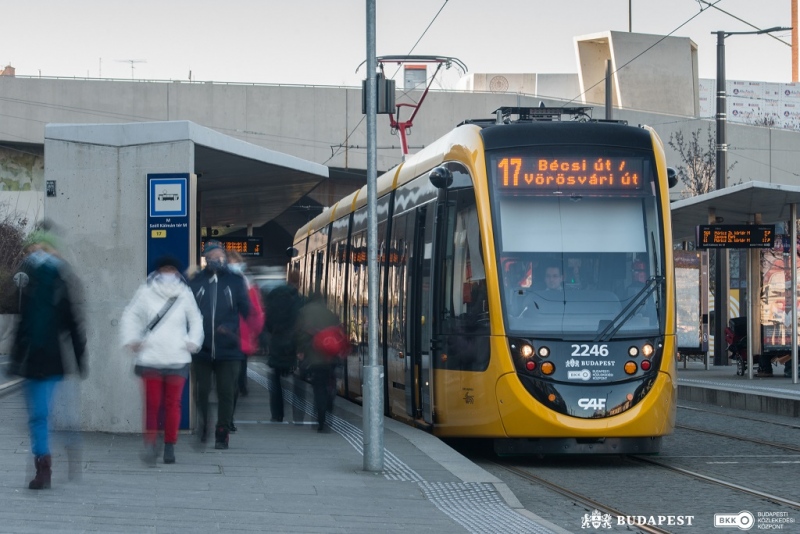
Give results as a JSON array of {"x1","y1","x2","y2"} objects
[
  {"x1": 628, "y1": 455, "x2": 800, "y2": 511},
  {"x1": 489, "y1": 460, "x2": 674, "y2": 534},
  {"x1": 675, "y1": 422, "x2": 800, "y2": 454},
  {"x1": 678, "y1": 404, "x2": 800, "y2": 431}
]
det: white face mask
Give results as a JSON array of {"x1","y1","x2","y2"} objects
[
  {"x1": 156, "y1": 273, "x2": 181, "y2": 285},
  {"x1": 228, "y1": 263, "x2": 246, "y2": 274}
]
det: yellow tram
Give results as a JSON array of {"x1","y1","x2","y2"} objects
[{"x1": 293, "y1": 107, "x2": 678, "y2": 454}]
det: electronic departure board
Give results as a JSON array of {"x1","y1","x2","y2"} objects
[
  {"x1": 696, "y1": 225, "x2": 775, "y2": 249},
  {"x1": 201, "y1": 237, "x2": 263, "y2": 257},
  {"x1": 494, "y1": 156, "x2": 645, "y2": 191}
]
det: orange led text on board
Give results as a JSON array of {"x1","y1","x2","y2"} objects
[{"x1": 497, "y1": 157, "x2": 641, "y2": 189}]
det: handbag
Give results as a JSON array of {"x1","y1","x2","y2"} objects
[{"x1": 312, "y1": 324, "x2": 350, "y2": 360}]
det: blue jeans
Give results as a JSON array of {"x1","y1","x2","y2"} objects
[{"x1": 25, "y1": 377, "x2": 62, "y2": 456}]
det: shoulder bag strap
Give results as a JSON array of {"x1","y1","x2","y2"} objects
[{"x1": 146, "y1": 296, "x2": 178, "y2": 332}]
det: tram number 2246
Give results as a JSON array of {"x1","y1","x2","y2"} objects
[{"x1": 571, "y1": 344, "x2": 609, "y2": 357}]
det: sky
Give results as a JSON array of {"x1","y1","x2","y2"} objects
[{"x1": 0, "y1": 0, "x2": 794, "y2": 90}]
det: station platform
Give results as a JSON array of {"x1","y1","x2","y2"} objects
[
  {"x1": 677, "y1": 359, "x2": 800, "y2": 417},
  {"x1": 0, "y1": 360, "x2": 566, "y2": 534}
]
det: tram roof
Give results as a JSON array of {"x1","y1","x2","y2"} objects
[{"x1": 671, "y1": 181, "x2": 800, "y2": 241}]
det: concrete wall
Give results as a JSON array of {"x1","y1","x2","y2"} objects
[
  {"x1": 45, "y1": 133, "x2": 194, "y2": 432},
  {"x1": 576, "y1": 31, "x2": 698, "y2": 117},
  {"x1": 0, "y1": 76, "x2": 798, "y2": 210}
]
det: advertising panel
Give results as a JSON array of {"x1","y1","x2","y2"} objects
[
  {"x1": 675, "y1": 251, "x2": 706, "y2": 352},
  {"x1": 760, "y1": 233, "x2": 799, "y2": 351}
]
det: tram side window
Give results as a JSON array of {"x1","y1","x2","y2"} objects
[
  {"x1": 328, "y1": 240, "x2": 346, "y2": 319},
  {"x1": 350, "y1": 231, "x2": 368, "y2": 346},
  {"x1": 441, "y1": 188, "x2": 489, "y2": 371}
]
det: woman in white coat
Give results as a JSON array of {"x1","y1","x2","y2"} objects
[{"x1": 120, "y1": 256, "x2": 204, "y2": 465}]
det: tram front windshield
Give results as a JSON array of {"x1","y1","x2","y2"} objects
[{"x1": 488, "y1": 148, "x2": 664, "y2": 339}]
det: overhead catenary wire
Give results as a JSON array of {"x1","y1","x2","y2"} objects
[
  {"x1": 564, "y1": 0, "x2": 725, "y2": 107},
  {"x1": 325, "y1": 0, "x2": 450, "y2": 165},
  {"x1": 696, "y1": 0, "x2": 791, "y2": 47}
]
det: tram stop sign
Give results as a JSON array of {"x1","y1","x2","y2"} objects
[{"x1": 696, "y1": 224, "x2": 775, "y2": 249}]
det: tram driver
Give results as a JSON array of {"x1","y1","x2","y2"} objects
[{"x1": 543, "y1": 264, "x2": 564, "y2": 292}]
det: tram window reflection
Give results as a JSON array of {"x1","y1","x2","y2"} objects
[
  {"x1": 496, "y1": 195, "x2": 662, "y2": 337},
  {"x1": 440, "y1": 191, "x2": 490, "y2": 371}
]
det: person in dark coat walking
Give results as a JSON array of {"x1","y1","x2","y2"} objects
[
  {"x1": 296, "y1": 292, "x2": 342, "y2": 433},
  {"x1": 189, "y1": 241, "x2": 250, "y2": 449},
  {"x1": 9, "y1": 231, "x2": 86, "y2": 490},
  {"x1": 264, "y1": 270, "x2": 303, "y2": 422}
]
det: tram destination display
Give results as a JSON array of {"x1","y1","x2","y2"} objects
[
  {"x1": 201, "y1": 236, "x2": 263, "y2": 257},
  {"x1": 494, "y1": 156, "x2": 645, "y2": 191},
  {"x1": 696, "y1": 224, "x2": 775, "y2": 249}
]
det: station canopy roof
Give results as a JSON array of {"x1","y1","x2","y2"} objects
[
  {"x1": 671, "y1": 181, "x2": 800, "y2": 241},
  {"x1": 46, "y1": 120, "x2": 329, "y2": 228}
]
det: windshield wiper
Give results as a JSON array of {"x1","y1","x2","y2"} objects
[{"x1": 594, "y1": 276, "x2": 663, "y2": 342}]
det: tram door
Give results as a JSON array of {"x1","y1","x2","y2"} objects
[{"x1": 408, "y1": 203, "x2": 435, "y2": 423}]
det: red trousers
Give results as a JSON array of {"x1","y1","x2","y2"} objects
[{"x1": 142, "y1": 372, "x2": 186, "y2": 445}]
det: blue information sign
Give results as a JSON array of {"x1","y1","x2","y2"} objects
[
  {"x1": 146, "y1": 173, "x2": 193, "y2": 429},
  {"x1": 147, "y1": 174, "x2": 191, "y2": 274}
]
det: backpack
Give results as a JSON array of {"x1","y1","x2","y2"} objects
[{"x1": 312, "y1": 325, "x2": 350, "y2": 360}]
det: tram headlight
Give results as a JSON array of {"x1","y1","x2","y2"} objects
[
  {"x1": 538, "y1": 346, "x2": 550, "y2": 358},
  {"x1": 541, "y1": 361, "x2": 555, "y2": 375},
  {"x1": 642, "y1": 343, "x2": 655, "y2": 358},
  {"x1": 628, "y1": 346, "x2": 639, "y2": 357},
  {"x1": 624, "y1": 361, "x2": 638, "y2": 375},
  {"x1": 520, "y1": 344, "x2": 534, "y2": 358}
]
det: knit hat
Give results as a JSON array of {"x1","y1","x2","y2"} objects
[
  {"x1": 155, "y1": 255, "x2": 183, "y2": 272},
  {"x1": 203, "y1": 239, "x2": 224, "y2": 256},
  {"x1": 22, "y1": 230, "x2": 60, "y2": 251}
]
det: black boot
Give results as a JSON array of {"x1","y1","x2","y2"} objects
[
  {"x1": 214, "y1": 425, "x2": 229, "y2": 450},
  {"x1": 163, "y1": 443, "x2": 175, "y2": 464},
  {"x1": 28, "y1": 455, "x2": 52, "y2": 490}
]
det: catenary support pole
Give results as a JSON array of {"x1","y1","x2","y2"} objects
[
  {"x1": 714, "y1": 31, "x2": 728, "y2": 367},
  {"x1": 792, "y1": 204, "x2": 798, "y2": 384},
  {"x1": 363, "y1": 0, "x2": 384, "y2": 472}
]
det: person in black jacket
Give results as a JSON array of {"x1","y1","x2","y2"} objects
[
  {"x1": 189, "y1": 241, "x2": 250, "y2": 450},
  {"x1": 264, "y1": 270, "x2": 303, "y2": 423},
  {"x1": 9, "y1": 231, "x2": 86, "y2": 490}
]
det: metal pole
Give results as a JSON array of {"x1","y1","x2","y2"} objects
[
  {"x1": 363, "y1": 0, "x2": 384, "y2": 472},
  {"x1": 747, "y1": 248, "x2": 754, "y2": 380},
  {"x1": 605, "y1": 60, "x2": 613, "y2": 120},
  {"x1": 629, "y1": 0, "x2": 632, "y2": 32},
  {"x1": 713, "y1": 31, "x2": 729, "y2": 366},
  {"x1": 715, "y1": 31, "x2": 727, "y2": 193},
  {"x1": 792, "y1": 204, "x2": 798, "y2": 384}
]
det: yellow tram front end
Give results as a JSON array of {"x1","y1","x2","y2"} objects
[{"x1": 430, "y1": 115, "x2": 677, "y2": 454}]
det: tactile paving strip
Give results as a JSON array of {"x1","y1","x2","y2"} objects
[
  {"x1": 249, "y1": 365, "x2": 555, "y2": 534},
  {"x1": 421, "y1": 481, "x2": 557, "y2": 534}
]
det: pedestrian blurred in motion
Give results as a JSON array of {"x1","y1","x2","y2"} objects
[
  {"x1": 120, "y1": 255, "x2": 203, "y2": 466},
  {"x1": 264, "y1": 270, "x2": 303, "y2": 423},
  {"x1": 227, "y1": 250, "x2": 265, "y2": 431},
  {"x1": 8, "y1": 230, "x2": 86, "y2": 490},
  {"x1": 297, "y1": 292, "x2": 347, "y2": 433},
  {"x1": 189, "y1": 241, "x2": 250, "y2": 449}
]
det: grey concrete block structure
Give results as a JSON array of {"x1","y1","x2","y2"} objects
[{"x1": 43, "y1": 121, "x2": 327, "y2": 432}]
